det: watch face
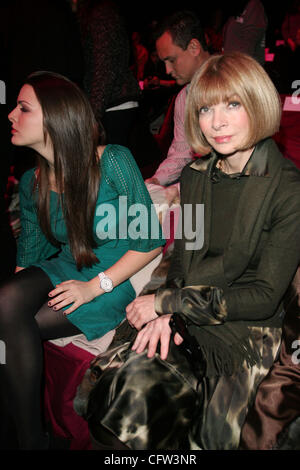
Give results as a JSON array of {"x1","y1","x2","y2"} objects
[{"x1": 101, "y1": 277, "x2": 113, "y2": 292}]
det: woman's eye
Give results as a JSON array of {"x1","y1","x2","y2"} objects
[
  {"x1": 18, "y1": 104, "x2": 29, "y2": 113},
  {"x1": 228, "y1": 101, "x2": 240, "y2": 109},
  {"x1": 199, "y1": 106, "x2": 210, "y2": 114}
]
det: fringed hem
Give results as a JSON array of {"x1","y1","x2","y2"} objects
[{"x1": 188, "y1": 325, "x2": 262, "y2": 377}]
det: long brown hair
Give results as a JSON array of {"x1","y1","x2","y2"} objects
[{"x1": 26, "y1": 71, "x2": 102, "y2": 270}]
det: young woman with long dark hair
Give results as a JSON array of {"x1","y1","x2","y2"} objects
[{"x1": 0, "y1": 71, "x2": 164, "y2": 449}]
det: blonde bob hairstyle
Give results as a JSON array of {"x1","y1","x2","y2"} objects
[{"x1": 185, "y1": 52, "x2": 282, "y2": 155}]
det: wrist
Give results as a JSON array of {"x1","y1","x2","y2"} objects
[
  {"x1": 98, "y1": 271, "x2": 114, "y2": 293},
  {"x1": 89, "y1": 277, "x2": 104, "y2": 297}
]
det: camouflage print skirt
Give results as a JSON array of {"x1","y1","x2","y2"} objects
[{"x1": 75, "y1": 325, "x2": 282, "y2": 450}]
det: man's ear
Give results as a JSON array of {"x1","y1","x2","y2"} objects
[{"x1": 187, "y1": 39, "x2": 202, "y2": 56}]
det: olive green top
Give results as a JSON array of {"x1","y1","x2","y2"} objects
[{"x1": 154, "y1": 138, "x2": 300, "y2": 375}]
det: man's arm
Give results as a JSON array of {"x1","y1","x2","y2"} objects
[{"x1": 146, "y1": 86, "x2": 194, "y2": 186}]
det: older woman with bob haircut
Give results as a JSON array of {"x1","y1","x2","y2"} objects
[{"x1": 78, "y1": 52, "x2": 300, "y2": 450}]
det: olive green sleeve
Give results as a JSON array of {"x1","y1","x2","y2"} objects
[{"x1": 154, "y1": 167, "x2": 300, "y2": 326}]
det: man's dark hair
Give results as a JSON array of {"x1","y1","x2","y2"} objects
[{"x1": 154, "y1": 10, "x2": 208, "y2": 51}]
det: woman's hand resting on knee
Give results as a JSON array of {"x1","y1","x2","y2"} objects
[
  {"x1": 48, "y1": 279, "x2": 100, "y2": 315},
  {"x1": 131, "y1": 314, "x2": 183, "y2": 360}
]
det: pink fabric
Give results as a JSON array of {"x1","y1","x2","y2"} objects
[
  {"x1": 273, "y1": 95, "x2": 300, "y2": 169},
  {"x1": 153, "y1": 86, "x2": 194, "y2": 185},
  {"x1": 44, "y1": 341, "x2": 94, "y2": 450}
]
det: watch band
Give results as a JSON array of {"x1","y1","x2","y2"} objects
[{"x1": 98, "y1": 272, "x2": 114, "y2": 292}]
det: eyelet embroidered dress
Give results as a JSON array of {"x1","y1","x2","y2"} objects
[{"x1": 17, "y1": 144, "x2": 165, "y2": 340}]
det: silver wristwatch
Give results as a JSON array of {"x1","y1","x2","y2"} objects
[{"x1": 98, "y1": 272, "x2": 114, "y2": 293}]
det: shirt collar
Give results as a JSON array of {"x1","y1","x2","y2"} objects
[{"x1": 190, "y1": 138, "x2": 271, "y2": 178}]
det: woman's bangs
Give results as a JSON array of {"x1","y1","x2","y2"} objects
[{"x1": 197, "y1": 72, "x2": 237, "y2": 109}]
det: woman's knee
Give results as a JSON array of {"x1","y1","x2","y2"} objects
[
  {"x1": 0, "y1": 279, "x2": 24, "y2": 327},
  {"x1": 0, "y1": 268, "x2": 51, "y2": 327}
]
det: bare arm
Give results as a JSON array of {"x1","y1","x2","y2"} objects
[
  {"x1": 89, "y1": 247, "x2": 162, "y2": 297},
  {"x1": 48, "y1": 247, "x2": 162, "y2": 314},
  {"x1": 146, "y1": 87, "x2": 194, "y2": 186}
]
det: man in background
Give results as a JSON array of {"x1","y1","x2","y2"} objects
[{"x1": 146, "y1": 10, "x2": 210, "y2": 186}]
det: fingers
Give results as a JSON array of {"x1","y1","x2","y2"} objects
[
  {"x1": 125, "y1": 303, "x2": 137, "y2": 329},
  {"x1": 174, "y1": 332, "x2": 184, "y2": 345},
  {"x1": 126, "y1": 311, "x2": 144, "y2": 330},
  {"x1": 48, "y1": 294, "x2": 80, "y2": 315},
  {"x1": 47, "y1": 279, "x2": 97, "y2": 315},
  {"x1": 157, "y1": 327, "x2": 171, "y2": 360},
  {"x1": 126, "y1": 295, "x2": 157, "y2": 330},
  {"x1": 48, "y1": 280, "x2": 80, "y2": 314},
  {"x1": 132, "y1": 327, "x2": 151, "y2": 354},
  {"x1": 64, "y1": 302, "x2": 81, "y2": 315},
  {"x1": 132, "y1": 315, "x2": 172, "y2": 360},
  {"x1": 146, "y1": 331, "x2": 159, "y2": 358},
  {"x1": 48, "y1": 281, "x2": 73, "y2": 298},
  {"x1": 48, "y1": 292, "x2": 74, "y2": 310}
]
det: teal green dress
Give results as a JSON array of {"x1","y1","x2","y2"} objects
[{"x1": 17, "y1": 144, "x2": 165, "y2": 340}]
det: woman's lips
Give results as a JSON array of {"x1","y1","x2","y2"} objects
[{"x1": 214, "y1": 135, "x2": 232, "y2": 144}]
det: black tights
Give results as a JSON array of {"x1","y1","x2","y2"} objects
[{"x1": 0, "y1": 267, "x2": 81, "y2": 449}]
